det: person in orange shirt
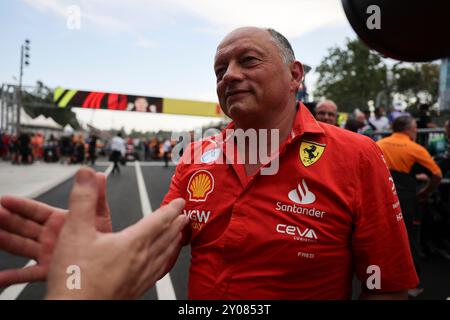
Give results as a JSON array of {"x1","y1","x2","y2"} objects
[
  {"x1": 376, "y1": 116, "x2": 442, "y2": 201},
  {"x1": 377, "y1": 115, "x2": 442, "y2": 297}
]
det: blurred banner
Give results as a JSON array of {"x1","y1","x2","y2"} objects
[{"x1": 53, "y1": 87, "x2": 224, "y2": 117}]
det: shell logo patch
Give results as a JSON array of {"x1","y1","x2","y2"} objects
[
  {"x1": 299, "y1": 140, "x2": 326, "y2": 167},
  {"x1": 187, "y1": 170, "x2": 214, "y2": 202}
]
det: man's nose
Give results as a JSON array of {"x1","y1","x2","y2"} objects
[{"x1": 222, "y1": 62, "x2": 244, "y2": 83}]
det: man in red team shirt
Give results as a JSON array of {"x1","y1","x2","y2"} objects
[
  {"x1": 0, "y1": 27, "x2": 417, "y2": 299},
  {"x1": 162, "y1": 27, "x2": 418, "y2": 299}
]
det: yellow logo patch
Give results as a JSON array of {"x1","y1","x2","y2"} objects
[
  {"x1": 299, "y1": 140, "x2": 326, "y2": 167},
  {"x1": 187, "y1": 170, "x2": 214, "y2": 202}
]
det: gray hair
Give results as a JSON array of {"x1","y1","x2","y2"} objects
[{"x1": 266, "y1": 28, "x2": 295, "y2": 65}]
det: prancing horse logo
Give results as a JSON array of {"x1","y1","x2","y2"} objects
[
  {"x1": 299, "y1": 141, "x2": 326, "y2": 167},
  {"x1": 304, "y1": 145, "x2": 319, "y2": 161}
]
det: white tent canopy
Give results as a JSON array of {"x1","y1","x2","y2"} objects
[{"x1": 20, "y1": 109, "x2": 62, "y2": 130}]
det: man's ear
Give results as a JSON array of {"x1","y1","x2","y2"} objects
[{"x1": 290, "y1": 61, "x2": 304, "y2": 92}]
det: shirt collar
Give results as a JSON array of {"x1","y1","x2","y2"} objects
[
  {"x1": 219, "y1": 102, "x2": 325, "y2": 143},
  {"x1": 391, "y1": 132, "x2": 413, "y2": 141},
  {"x1": 290, "y1": 102, "x2": 325, "y2": 140}
]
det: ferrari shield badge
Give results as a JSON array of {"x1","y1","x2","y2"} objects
[{"x1": 299, "y1": 140, "x2": 326, "y2": 167}]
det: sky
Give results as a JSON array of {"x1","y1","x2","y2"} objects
[{"x1": 0, "y1": 0, "x2": 357, "y2": 133}]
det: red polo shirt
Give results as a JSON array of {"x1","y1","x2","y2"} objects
[{"x1": 162, "y1": 103, "x2": 418, "y2": 299}]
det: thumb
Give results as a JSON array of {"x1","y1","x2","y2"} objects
[{"x1": 67, "y1": 167, "x2": 99, "y2": 231}]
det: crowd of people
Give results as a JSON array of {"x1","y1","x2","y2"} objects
[
  {"x1": 312, "y1": 99, "x2": 450, "y2": 297},
  {"x1": 0, "y1": 130, "x2": 174, "y2": 166}
]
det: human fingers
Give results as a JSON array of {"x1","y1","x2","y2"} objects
[
  {"x1": 0, "y1": 229, "x2": 39, "y2": 259},
  {"x1": 149, "y1": 231, "x2": 184, "y2": 281},
  {"x1": 0, "y1": 196, "x2": 66, "y2": 224},
  {"x1": 0, "y1": 265, "x2": 46, "y2": 288},
  {"x1": 124, "y1": 198, "x2": 186, "y2": 242},
  {"x1": 66, "y1": 168, "x2": 99, "y2": 231},
  {"x1": 148, "y1": 215, "x2": 188, "y2": 260},
  {"x1": 0, "y1": 205, "x2": 42, "y2": 240}
]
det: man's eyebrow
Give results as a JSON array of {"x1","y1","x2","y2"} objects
[{"x1": 215, "y1": 46, "x2": 266, "y2": 66}]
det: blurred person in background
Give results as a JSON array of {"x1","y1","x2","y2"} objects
[
  {"x1": 314, "y1": 100, "x2": 338, "y2": 125},
  {"x1": 377, "y1": 115, "x2": 442, "y2": 297},
  {"x1": 18, "y1": 132, "x2": 32, "y2": 164},
  {"x1": 110, "y1": 132, "x2": 126, "y2": 175},
  {"x1": 88, "y1": 134, "x2": 98, "y2": 166},
  {"x1": 162, "y1": 138, "x2": 172, "y2": 168},
  {"x1": 370, "y1": 106, "x2": 390, "y2": 132},
  {"x1": 416, "y1": 103, "x2": 437, "y2": 129}
]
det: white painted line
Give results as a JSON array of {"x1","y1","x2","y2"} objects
[
  {"x1": 0, "y1": 260, "x2": 36, "y2": 300},
  {"x1": 103, "y1": 164, "x2": 113, "y2": 178},
  {"x1": 134, "y1": 161, "x2": 177, "y2": 300},
  {"x1": 0, "y1": 165, "x2": 113, "y2": 300},
  {"x1": 135, "y1": 161, "x2": 153, "y2": 214}
]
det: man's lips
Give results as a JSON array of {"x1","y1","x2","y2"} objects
[{"x1": 225, "y1": 90, "x2": 251, "y2": 100}]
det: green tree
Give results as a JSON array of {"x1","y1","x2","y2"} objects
[
  {"x1": 392, "y1": 63, "x2": 440, "y2": 107},
  {"x1": 314, "y1": 38, "x2": 387, "y2": 113}
]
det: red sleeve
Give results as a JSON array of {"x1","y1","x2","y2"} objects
[
  {"x1": 161, "y1": 163, "x2": 184, "y2": 206},
  {"x1": 352, "y1": 139, "x2": 419, "y2": 293},
  {"x1": 161, "y1": 150, "x2": 192, "y2": 245}
]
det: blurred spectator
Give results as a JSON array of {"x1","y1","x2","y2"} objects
[
  {"x1": 144, "y1": 138, "x2": 150, "y2": 161},
  {"x1": 315, "y1": 100, "x2": 338, "y2": 125},
  {"x1": 416, "y1": 103, "x2": 437, "y2": 129},
  {"x1": 88, "y1": 134, "x2": 98, "y2": 166},
  {"x1": 72, "y1": 135, "x2": 85, "y2": 164},
  {"x1": 344, "y1": 118, "x2": 364, "y2": 133},
  {"x1": 162, "y1": 138, "x2": 172, "y2": 168},
  {"x1": 150, "y1": 137, "x2": 160, "y2": 159},
  {"x1": 358, "y1": 111, "x2": 376, "y2": 135},
  {"x1": 18, "y1": 132, "x2": 32, "y2": 164},
  {"x1": 376, "y1": 115, "x2": 442, "y2": 297},
  {"x1": 9, "y1": 134, "x2": 19, "y2": 164},
  {"x1": 110, "y1": 132, "x2": 126, "y2": 175},
  {"x1": 388, "y1": 101, "x2": 411, "y2": 123},
  {"x1": 59, "y1": 135, "x2": 73, "y2": 164},
  {"x1": 369, "y1": 106, "x2": 390, "y2": 131},
  {"x1": 1, "y1": 132, "x2": 10, "y2": 160},
  {"x1": 31, "y1": 132, "x2": 44, "y2": 162},
  {"x1": 44, "y1": 134, "x2": 59, "y2": 162}
]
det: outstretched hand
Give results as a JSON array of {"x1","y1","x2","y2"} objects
[
  {"x1": 0, "y1": 172, "x2": 112, "y2": 288},
  {"x1": 46, "y1": 167, "x2": 188, "y2": 299}
]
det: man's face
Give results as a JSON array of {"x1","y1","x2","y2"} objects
[
  {"x1": 134, "y1": 97, "x2": 149, "y2": 112},
  {"x1": 315, "y1": 103, "x2": 337, "y2": 125},
  {"x1": 214, "y1": 28, "x2": 300, "y2": 123}
]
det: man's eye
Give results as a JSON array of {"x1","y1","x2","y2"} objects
[
  {"x1": 215, "y1": 68, "x2": 225, "y2": 81},
  {"x1": 242, "y1": 56, "x2": 258, "y2": 64}
]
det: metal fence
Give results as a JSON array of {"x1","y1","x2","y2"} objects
[{"x1": 366, "y1": 128, "x2": 446, "y2": 148}]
